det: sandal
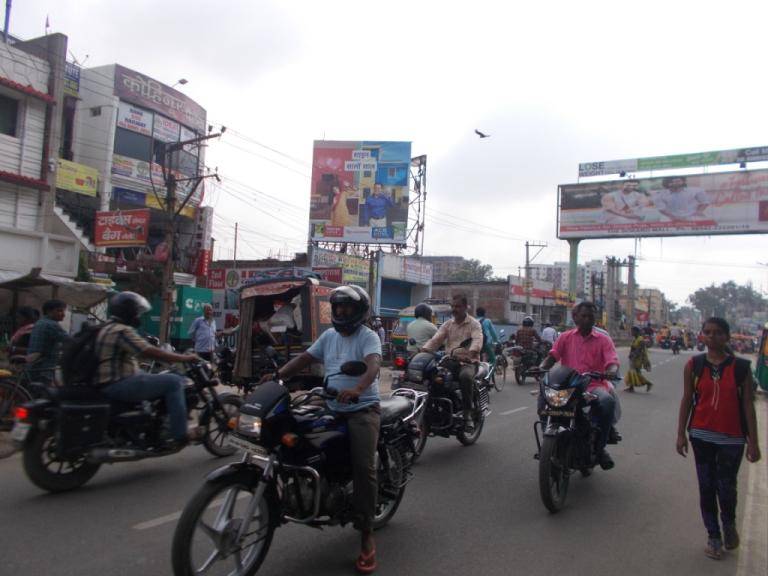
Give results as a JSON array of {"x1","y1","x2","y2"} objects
[
  {"x1": 355, "y1": 547, "x2": 377, "y2": 574},
  {"x1": 705, "y1": 538, "x2": 723, "y2": 560}
]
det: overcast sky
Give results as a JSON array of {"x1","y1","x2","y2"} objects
[{"x1": 9, "y1": 0, "x2": 768, "y2": 305}]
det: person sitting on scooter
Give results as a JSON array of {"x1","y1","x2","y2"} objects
[
  {"x1": 259, "y1": 285, "x2": 382, "y2": 574},
  {"x1": 421, "y1": 293, "x2": 484, "y2": 432},
  {"x1": 539, "y1": 301, "x2": 620, "y2": 470},
  {"x1": 96, "y1": 292, "x2": 201, "y2": 449}
]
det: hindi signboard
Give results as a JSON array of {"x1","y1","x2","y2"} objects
[
  {"x1": 309, "y1": 141, "x2": 411, "y2": 245},
  {"x1": 558, "y1": 169, "x2": 768, "y2": 239},
  {"x1": 56, "y1": 159, "x2": 98, "y2": 197},
  {"x1": 94, "y1": 209, "x2": 150, "y2": 247}
]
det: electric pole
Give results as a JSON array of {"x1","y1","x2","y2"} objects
[
  {"x1": 627, "y1": 254, "x2": 636, "y2": 337},
  {"x1": 525, "y1": 241, "x2": 547, "y2": 316},
  {"x1": 157, "y1": 129, "x2": 225, "y2": 344}
]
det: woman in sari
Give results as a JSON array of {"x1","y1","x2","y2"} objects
[{"x1": 626, "y1": 326, "x2": 653, "y2": 392}]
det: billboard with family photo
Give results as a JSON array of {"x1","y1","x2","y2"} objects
[
  {"x1": 309, "y1": 140, "x2": 411, "y2": 244},
  {"x1": 558, "y1": 169, "x2": 768, "y2": 239}
]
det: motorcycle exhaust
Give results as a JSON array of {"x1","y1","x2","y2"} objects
[{"x1": 88, "y1": 447, "x2": 159, "y2": 463}]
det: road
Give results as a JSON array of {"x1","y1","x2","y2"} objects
[{"x1": 0, "y1": 348, "x2": 765, "y2": 576}]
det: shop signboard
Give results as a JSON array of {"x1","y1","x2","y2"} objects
[
  {"x1": 153, "y1": 115, "x2": 180, "y2": 143},
  {"x1": 208, "y1": 268, "x2": 226, "y2": 290},
  {"x1": 64, "y1": 62, "x2": 80, "y2": 97},
  {"x1": 311, "y1": 248, "x2": 369, "y2": 287},
  {"x1": 56, "y1": 159, "x2": 98, "y2": 196},
  {"x1": 117, "y1": 101, "x2": 153, "y2": 136},
  {"x1": 309, "y1": 140, "x2": 411, "y2": 244},
  {"x1": 558, "y1": 169, "x2": 768, "y2": 239},
  {"x1": 94, "y1": 209, "x2": 150, "y2": 247}
]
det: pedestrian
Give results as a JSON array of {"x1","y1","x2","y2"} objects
[
  {"x1": 26, "y1": 299, "x2": 69, "y2": 385},
  {"x1": 475, "y1": 306, "x2": 499, "y2": 364},
  {"x1": 675, "y1": 317, "x2": 761, "y2": 560},
  {"x1": 9, "y1": 306, "x2": 39, "y2": 356},
  {"x1": 187, "y1": 304, "x2": 219, "y2": 362},
  {"x1": 372, "y1": 317, "x2": 386, "y2": 346},
  {"x1": 625, "y1": 326, "x2": 653, "y2": 392}
]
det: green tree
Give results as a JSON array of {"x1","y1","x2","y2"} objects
[
  {"x1": 446, "y1": 259, "x2": 495, "y2": 282},
  {"x1": 687, "y1": 281, "x2": 767, "y2": 324}
]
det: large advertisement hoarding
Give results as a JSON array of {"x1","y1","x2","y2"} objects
[
  {"x1": 309, "y1": 141, "x2": 411, "y2": 244},
  {"x1": 558, "y1": 169, "x2": 768, "y2": 239}
]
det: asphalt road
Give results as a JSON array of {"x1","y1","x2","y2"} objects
[{"x1": 0, "y1": 348, "x2": 765, "y2": 576}]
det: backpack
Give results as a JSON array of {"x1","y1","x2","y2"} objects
[
  {"x1": 60, "y1": 322, "x2": 112, "y2": 387},
  {"x1": 690, "y1": 353, "x2": 751, "y2": 435}
]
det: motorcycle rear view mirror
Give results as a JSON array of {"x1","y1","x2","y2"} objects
[{"x1": 340, "y1": 361, "x2": 368, "y2": 377}]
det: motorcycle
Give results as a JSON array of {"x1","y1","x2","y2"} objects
[
  {"x1": 532, "y1": 365, "x2": 621, "y2": 513},
  {"x1": 171, "y1": 361, "x2": 426, "y2": 576},
  {"x1": 670, "y1": 337, "x2": 681, "y2": 355},
  {"x1": 11, "y1": 361, "x2": 242, "y2": 493},
  {"x1": 403, "y1": 339, "x2": 492, "y2": 461},
  {"x1": 510, "y1": 342, "x2": 549, "y2": 385}
]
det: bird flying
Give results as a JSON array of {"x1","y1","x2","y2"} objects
[{"x1": 474, "y1": 129, "x2": 490, "y2": 138}]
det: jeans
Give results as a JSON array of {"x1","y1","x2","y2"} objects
[
  {"x1": 691, "y1": 438, "x2": 744, "y2": 539},
  {"x1": 344, "y1": 406, "x2": 381, "y2": 532},
  {"x1": 589, "y1": 387, "x2": 615, "y2": 450},
  {"x1": 102, "y1": 372, "x2": 188, "y2": 440}
]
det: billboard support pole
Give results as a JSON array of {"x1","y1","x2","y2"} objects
[
  {"x1": 627, "y1": 255, "x2": 636, "y2": 336},
  {"x1": 567, "y1": 239, "x2": 580, "y2": 304}
]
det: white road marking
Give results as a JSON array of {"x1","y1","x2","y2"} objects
[
  {"x1": 500, "y1": 407, "x2": 528, "y2": 416},
  {"x1": 133, "y1": 491, "x2": 250, "y2": 531}
]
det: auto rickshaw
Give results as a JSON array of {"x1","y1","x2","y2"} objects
[
  {"x1": 232, "y1": 270, "x2": 341, "y2": 388},
  {"x1": 390, "y1": 300, "x2": 452, "y2": 357}
]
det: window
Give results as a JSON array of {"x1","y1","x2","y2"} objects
[
  {"x1": 113, "y1": 127, "x2": 152, "y2": 162},
  {"x1": 0, "y1": 94, "x2": 19, "y2": 137}
]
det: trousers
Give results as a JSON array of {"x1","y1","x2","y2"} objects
[{"x1": 344, "y1": 406, "x2": 381, "y2": 532}]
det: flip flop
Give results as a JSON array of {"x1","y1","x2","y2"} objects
[{"x1": 355, "y1": 547, "x2": 377, "y2": 574}]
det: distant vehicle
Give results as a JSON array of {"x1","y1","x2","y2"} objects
[{"x1": 390, "y1": 301, "x2": 452, "y2": 357}]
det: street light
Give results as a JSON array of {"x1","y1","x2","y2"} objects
[{"x1": 171, "y1": 78, "x2": 188, "y2": 88}]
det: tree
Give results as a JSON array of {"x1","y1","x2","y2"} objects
[
  {"x1": 687, "y1": 281, "x2": 767, "y2": 325},
  {"x1": 446, "y1": 259, "x2": 495, "y2": 282}
]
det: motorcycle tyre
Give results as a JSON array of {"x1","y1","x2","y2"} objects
[
  {"x1": 539, "y1": 435, "x2": 570, "y2": 513},
  {"x1": 493, "y1": 361, "x2": 506, "y2": 392},
  {"x1": 172, "y1": 472, "x2": 277, "y2": 576},
  {"x1": 22, "y1": 428, "x2": 101, "y2": 493},
  {"x1": 201, "y1": 394, "x2": 242, "y2": 458},
  {"x1": 373, "y1": 444, "x2": 406, "y2": 530},
  {"x1": 457, "y1": 397, "x2": 485, "y2": 446}
]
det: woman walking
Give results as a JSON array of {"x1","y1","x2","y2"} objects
[
  {"x1": 676, "y1": 317, "x2": 761, "y2": 560},
  {"x1": 625, "y1": 326, "x2": 653, "y2": 392}
]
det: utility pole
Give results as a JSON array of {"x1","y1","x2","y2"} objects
[
  {"x1": 627, "y1": 255, "x2": 636, "y2": 336},
  {"x1": 525, "y1": 241, "x2": 547, "y2": 317},
  {"x1": 233, "y1": 222, "x2": 238, "y2": 269},
  {"x1": 157, "y1": 129, "x2": 225, "y2": 344}
]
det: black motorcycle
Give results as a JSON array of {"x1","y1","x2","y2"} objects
[
  {"x1": 171, "y1": 362, "x2": 426, "y2": 576},
  {"x1": 11, "y1": 361, "x2": 242, "y2": 493},
  {"x1": 532, "y1": 365, "x2": 621, "y2": 513},
  {"x1": 404, "y1": 340, "x2": 491, "y2": 461},
  {"x1": 670, "y1": 337, "x2": 681, "y2": 355},
  {"x1": 510, "y1": 341, "x2": 549, "y2": 385}
]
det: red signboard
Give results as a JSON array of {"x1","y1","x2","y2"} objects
[
  {"x1": 208, "y1": 268, "x2": 225, "y2": 290},
  {"x1": 313, "y1": 267, "x2": 343, "y2": 283},
  {"x1": 94, "y1": 209, "x2": 150, "y2": 247}
]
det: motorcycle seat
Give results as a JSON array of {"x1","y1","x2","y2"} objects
[
  {"x1": 51, "y1": 386, "x2": 139, "y2": 413},
  {"x1": 380, "y1": 396, "x2": 411, "y2": 423}
]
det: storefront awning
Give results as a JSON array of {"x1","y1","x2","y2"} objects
[{"x1": 0, "y1": 268, "x2": 114, "y2": 309}]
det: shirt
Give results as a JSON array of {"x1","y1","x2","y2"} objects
[
  {"x1": 366, "y1": 194, "x2": 394, "y2": 219},
  {"x1": 28, "y1": 318, "x2": 68, "y2": 372},
  {"x1": 188, "y1": 316, "x2": 217, "y2": 353},
  {"x1": 422, "y1": 315, "x2": 483, "y2": 361},
  {"x1": 653, "y1": 187, "x2": 709, "y2": 219},
  {"x1": 549, "y1": 327, "x2": 619, "y2": 391},
  {"x1": 689, "y1": 357, "x2": 745, "y2": 439},
  {"x1": 515, "y1": 326, "x2": 540, "y2": 350},
  {"x1": 94, "y1": 323, "x2": 151, "y2": 386},
  {"x1": 478, "y1": 317, "x2": 499, "y2": 347},
  {"x1": 541, "y1": 326, "x2": 558, "y2": 344},
  {"x1": 406, "y1": 318, "x2": 438, "y2": 353},
  {"x1": 307, "y1": 326, "x2": 381, "y2": 413},
  {"x1": 602, "y1": 190, "x2": 647, "y2": 223}
]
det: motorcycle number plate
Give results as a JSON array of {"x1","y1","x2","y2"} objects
[
  {"x1": 227, "y1": 435, "x2": 268, "y2": 457},
  {"x1": 11, "y1": 422, "x2": 31, "y2": 443},
  {"x1": 543, "y1": 410, "x2": 574, "y2": 417}
]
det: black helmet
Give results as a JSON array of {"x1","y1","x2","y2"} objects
[
  {"x1": 109, "y1": 291, "x2": 151, "y2": 327},
  {"x1": 522, "y1": 316, "x2": 534, "y2": 327},
  {"x1": 329, "y1": 285, "x2": 370, "y2": 334},
  {"x1": 414, "y1": 303, "x2": 432, "y2": 320}
]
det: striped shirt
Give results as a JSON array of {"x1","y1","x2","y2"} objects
[
  {"x1": 689, "y1": 428, "x2": 746, "y2": 446},
  {"x1": 94, "y1": 323, "x2": 151, "y2": 386}
]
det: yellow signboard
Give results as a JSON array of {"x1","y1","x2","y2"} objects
[
  {"x1": 145, "y1": 193, "x2": 197, "y2": 219},
  {"x1": 56, "y1": 159, "x2": 98, "y2": 196}
]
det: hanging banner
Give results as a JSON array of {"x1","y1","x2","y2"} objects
[
  {"x1": 94, "y1": 209, "x2": 150, "y2": 247},
  {"x1": 117, "y1": 102, "x2": 153, "y2": 136}
]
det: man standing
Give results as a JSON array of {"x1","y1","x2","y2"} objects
[
  {"x1": 372, "y1": 317, "x2": 386, "y2": 346},
  {"x1": 422, "y1": 294, "x2": 483, "y2": 430},
  {"x1": 540, "y1": 301, "x2": 620, "y2": 469},
  {"x1": 26, "y1": 299, "x2": 69, "y2": 385},
  {"x1": 188, "y1": 304, "x2": 218, "y2": 362},
  {"x1": 366, "y1": 184, "x2": 394, "y2": 228},
  {"x1": 653, "y1": 176, "x2": 710, "y2": 221}
]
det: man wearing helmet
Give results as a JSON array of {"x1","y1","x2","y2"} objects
[
  {"x1": 406, "y1": 303, "x2": 437, "y2": 354},
  {"x1": 421, "y1": 294, "x2": 484, "y2": 430},
  {"x1": 261, "y1": 284, "x2": 382, "y2": 572},
  {"x1": 515, "y1": 316, "x2": 541, "y2": 351},
  {"x1": 96, "y1": 292, "x2": 200, "y2": 447}
]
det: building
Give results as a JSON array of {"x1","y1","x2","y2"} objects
[
  {"x1": 431, "y1": 280, "x2": 509, "y2": 323},
  {"x1": 375, "y1": 253, "x2": 432, "y2": 318},
  {"x1": 419, "y1": 256, "x2": 468, "y2": 282}
]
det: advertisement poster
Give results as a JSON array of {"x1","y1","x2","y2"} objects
[
  {"x1": 311, "y1": 248, "x2": 369, "y2": 287},
  {"x1": 56, "y1": 159, "x2": 98, "y2": 197},
  {"x1": 112, "y1": 155, "x2": 202, "y2": 212},
  {"x1": 309, "y1": 140, "x2": 411, "y2": 244},
  {"x1": 117, "y1": 102, "x2": 153, "y2": 136},
  {"x1": 558, "y1": 169, "x2": 768, "y2": 239},
  {"x1": 153, "y1": 115, "x2": 180, "y2": 143},
  {"x1": 94, "y1": 209, "x2": 150, "y2": 247}
]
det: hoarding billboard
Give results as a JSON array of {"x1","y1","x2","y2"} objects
[
  {"x1": 309, "y1": 141, "x2": 411, "y2": 244},
  {"x1": 56, "y1": 159, "x2": 98, "y2": 196},
  {"x1": 558, "y1": 169, "x2": 768, "y2": 239},
  {"x1": 94, "y1": 209, "x2": 150, "y2": 247},
  {"x1": 579, "y1": 146, "x2": 768, "y2": 178}
]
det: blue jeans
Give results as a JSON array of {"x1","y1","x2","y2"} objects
[
  {"x1": 589, "y1": 387, "x2": 616, "y2": 450},
  {"x1": 102, "y1": 372, "x2": 188, "y2": 441}
]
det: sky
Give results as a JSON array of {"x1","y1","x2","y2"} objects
[{"x1": 8, "y1": 0, "x2": 768, "y2": 305}]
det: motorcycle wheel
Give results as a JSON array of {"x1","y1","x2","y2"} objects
[
  {"x1": 493, "y1": 361, "x2": 506, "y2": 392},
  {"x1": 172, "y1": 473, "x2": 277, "y2": 576},
  {"x1": 373, "y1": 444, "x2": 406, "y2": 529},
  {"x1": 539, "y1": 435, "x2": 570, "y2": 513},
  {"x1": 515, "y1": 366, "x2": 525, "y2": 386},
  {"x1": 22, "y1": 429, "x2": 101, "y2": 493},
  {"x1": 457, "y1": 396, "x2": 485, "y2": 446},
  {"x1": 202, "y1": 394, "x2": 242, "y2": 458}
]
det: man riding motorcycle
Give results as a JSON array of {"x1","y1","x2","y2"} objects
[
  {"x1": 539, "y1": 301, "x2": 620, "y2": 470},
  {"x1": 516, "y1": 316, "x2": 542, "y2": 352},
  {"x1": 259, "y1": 285, "x2": 382, "y2": 574},
  {"x1": 421, "y1": 293, "x2": 483, "y2": 431},
  {"x1": 97, "y1": 292, "x2": 200, "y2": 448}
]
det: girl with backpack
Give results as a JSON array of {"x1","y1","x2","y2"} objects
[{"x1": 675, "y1": 317, "x2": 761, "y2": 560}]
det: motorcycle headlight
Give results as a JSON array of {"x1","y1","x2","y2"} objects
[
  {"x1": 544, "y1": 387, "x2": 574, "y2": 408},
  {"x1": 237, "y1": 414, "x2": 262, "y2": 438}
]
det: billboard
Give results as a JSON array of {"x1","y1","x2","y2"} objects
[
  {"x1": 311, "y1": 247, "x2": 369, "y2": 287},
  {"x1": 579, "y1": 146, "x2": 768, "y2": 178},
  {"x1": 309, "y1": 140, "x2": 411, "y2": 244},
  {"x1": 56, "y1": 159, "x2": 98, "y2": 196},
  {"x1": 94, "y1": 209, "x2": 150, "y2": 247},
  {"x1": 558, "y1": 169, "x2": 768, "y2": 239}
]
